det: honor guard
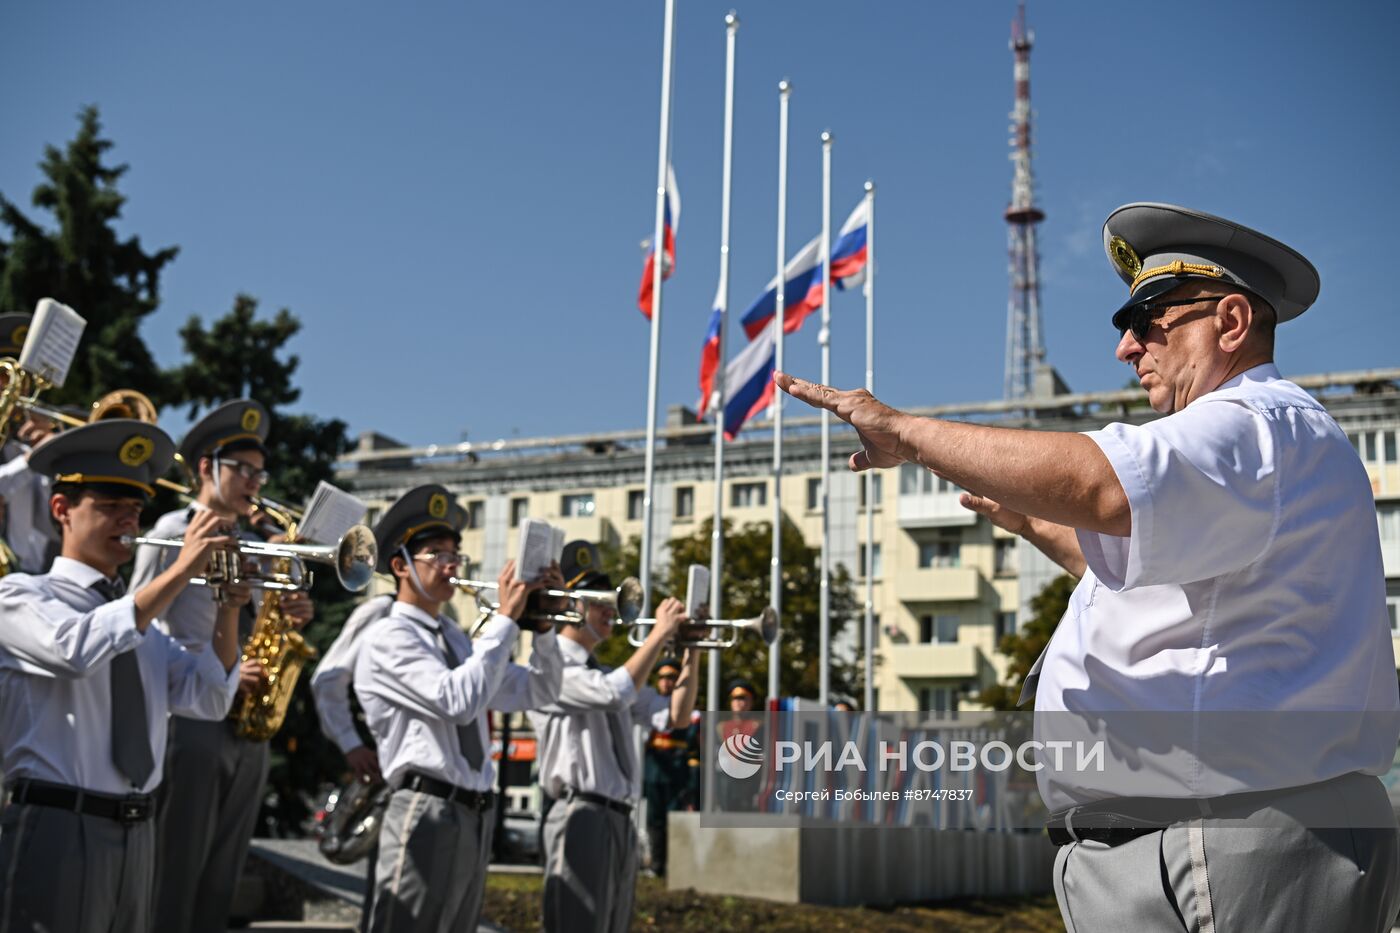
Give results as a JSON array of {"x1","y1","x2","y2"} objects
[
  {"x1": 131, "y1": 399, "x2": 315, "y2": 932},
  {"x1": 641, "y1": 657, "x2": 699, "y2": 877},
  {"x1": 0, "y1": 311, "x2": 61, "y2": 574},
  {"x1": 0, "y1": 421, "x2": 243, "y2": 933},
  {"x1": 528, "y1": 541, "x2": 700, "y2": 933},
  {"x1": 776, "y1": 204, "x2": 1400, "y2": 931},
  {"x1": 353, "y1": 485, "x2": 563, "y2": 932}
]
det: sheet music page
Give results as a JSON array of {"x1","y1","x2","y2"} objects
[
  {"x1": 18, "y1": 299, "x2": 86, "y2": 387},
  {"x1": 516, "y1": 518, "x2": 561, "y2": 581},
  {"x1": 297, "y1": 481, "x2": 368, "y2": 545},
  {"x1": 686, "y1": 564, "x2": 711, "y2": 619}
]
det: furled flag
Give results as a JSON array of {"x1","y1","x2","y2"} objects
[
  {"x1": 738, "y1": 196, "x2": 870, "y2": 339},
  {"x1": 637, "y1": 164, "x2": 681, "y2": 320},
  {"x1": 721, "y1": 319, "x2": 778, "y2": 440},
  {"x1": 697, "y1": 283, "x2": 723, "y2": 417}
]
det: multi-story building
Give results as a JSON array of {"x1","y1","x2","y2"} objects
[{"x1": 336, "y1": 367, "x2": 1400, "y2": 713}]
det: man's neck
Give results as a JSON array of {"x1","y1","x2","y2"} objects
[
  {"x1": 396, "y1": 586, "x2": 443, "y2": 619},
  {"x1": 196, "y1": 489, "x2": 239, "y2": 522},
  {"x1": 60, "y1": 543, "x2": 116, "y2": 579},
  {"x1": 559, "y1": 626, "x2": 599, "y2": 655}
]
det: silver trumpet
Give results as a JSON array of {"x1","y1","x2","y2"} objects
[
  {"x1": 123, "y1": 524, "x2": 378, "y2": 600},
  {"x1": 627, "y1": 606, "x2": 780, "y2": 649},
  {"x1": 452, "y1": 575, "x2": 644, "y2": 627}
]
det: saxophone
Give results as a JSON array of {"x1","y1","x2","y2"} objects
[{"x1": 233, "y1": 501, "x2": 318, "y2": 742}]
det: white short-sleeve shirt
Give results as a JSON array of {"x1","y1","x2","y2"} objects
[{"x1": 1034, "y1": 364, "x2": 1398, "y2": 809}]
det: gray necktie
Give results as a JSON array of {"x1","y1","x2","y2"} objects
[
  {"x1": 587, "y1": 655, "x2": 635, "y2": 782},
  {"x1": 438, "y1": 630, "x2": 486, "y2": 770},
  {"x1": 94, "y1": 577, "x2": 155, "y2": 788}
]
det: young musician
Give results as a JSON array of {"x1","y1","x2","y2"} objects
[
  {"x1": 0, "y1": 420, "x2": 242, "y2": 932},
  {"x1": 130, "y1": 399, "x2": 315, "y2": 932},
  {"x1": 529, "y1": 541, "x2": 700, "y2": 933},
  {"x1": 353, "y1": 484, "x2": 563, "y2": 932}
]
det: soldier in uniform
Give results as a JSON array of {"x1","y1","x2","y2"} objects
[
  {"x1": 642, "y1": 657, "x2": 700, "y2": 877},
  {"x1": 529, "y1": 541, "x2": 700, "y2": 933},
  {"x1": 0, "y1": 420, "x2": 243, "y2": 932},
  {"x1": 353, "y1": 485, "x2": 564, "y2": 932},
  {"x1": 0, "y1": 311, "x2": 61, "y2": 575},
  {"x1": 133, "y1": 399, "x2": 316, "y2": 932}
]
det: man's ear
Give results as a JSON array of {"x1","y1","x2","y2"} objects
[
  {"x1": 51, "y1": 492, "x2": 73, "y2": 527},
  {"x1": 1216, "y1": 293, "x2": 1253, "y2": 354}
]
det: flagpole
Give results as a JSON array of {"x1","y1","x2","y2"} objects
[
  {"x1": 863, "y1": 179, "x2": 877, "y2": 713},
  {"x1": 818, "y1": 130, "x2": 833, "y2": 707},
  {"x1": 708, "y1": 10, "x2": 739, "y2": 716},
  {"x1": 640, "y1": 0, "x2": 676, "y2": 616},
  {"x1": 769, "y1": 79, "x2": 790, "y2": 704}
]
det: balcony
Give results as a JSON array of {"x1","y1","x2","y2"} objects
[
  {"x1": 1384, "y1": 540, "x2": 1400, "y2": 578},
  {"x1": 895, "y1": 566, "x2": 982, "y2": 603},
  {"x1": 888, "y1": 643, "x2": 981, "y2": 679},
  {"x1": 897, "y1": 493, "x2": 976, "y2": 529}
]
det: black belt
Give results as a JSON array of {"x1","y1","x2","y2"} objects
[
  {"x1": 398, "y1": 770, "x2": 494, "y2": 810},
  {"x1": 565, "y1": 788, "x2": 633, "y2": 816},
  {"x1": 7, "y1": 779, "x2": 154, "y2": 826}
]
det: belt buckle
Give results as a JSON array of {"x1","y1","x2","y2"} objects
[{"x1": 119, "y1": 798, "x2": 150, "y2": 825}]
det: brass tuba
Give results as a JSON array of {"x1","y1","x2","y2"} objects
[{"x1": 316, "y1": 777, "x2": 391, "y2": 864}]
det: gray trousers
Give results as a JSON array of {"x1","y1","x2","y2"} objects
[
  {"x1": 1054, "y1": 772, "x2": 1400, "y2": 932},
  {"x1": 0, "y1": 800, "x2": 155, "y2": 933},
  {"x1": 151, "y1": 716, "x2": 270, "y2": 933},
  {"x1": 542, "y1": 797, "x2": 638, "y2": 933},
  {"x1": 367, "y1": 789, "x2": 494, "y2": 933}
]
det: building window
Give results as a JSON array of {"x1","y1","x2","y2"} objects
[
  {"x1": 1386, "y1": 430, "x2": 1398, "y2": 463},
  {"x1": 918, "y1": 687, "x2": 959, "y2": 713},
  {"x1": 466, "y1": 500, "x2": 485, "y2": 530},
  {"x1": 918, "y1": 537, "x2": 961, "y2": 569},
  {"x1": 899, "y1": 464, "x2": 960, "y2": 496},
  {"x1": 561, "y1": 493, "x2": 595, "y2": 518},
  {"x1": 1389, "y1": 597, "x2": 1399, "y2": 634},
  {"x1": 806, "y1": 477, "x2": 822, "y2": 512},
  {"x1": 994, "y1": 538, "x2": 1018, "y2": 575},
  {"x1": 918, "y1": 614, "x2": 960, "y2": 644},
  {"x1": 859, "y1": 473, "x2": 883, "y2": 508},
  {"x1": 731, "y1": 482, "x2": 767, "y2": 508},
  {"x1": 510, "y1": 497, "x2": 529, "y2": 527},
  {"x1": 674, "y1": 486, "x2": 694, "y2": 520},
  {"x1": 996, "y1": 611, "x2": 1016, "y2": 642},
  {"x1": 1379, "y1": 505, "x2": 1400, "y2": 547},
  {"x1": 627, "y1": 490, "x2": 644, "y2": 522},
  {"x1": 859, "y1": 543, "x2": 882, "y2": 579}
]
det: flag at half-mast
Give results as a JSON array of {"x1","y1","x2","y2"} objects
[
  {"x1": 638, "y1": 164, "x2": 681, "y2": 320},
  {"x1": 697, "y1": 282, "x2": 723, "y2": 417},
  {"x1": 737, "y1": 195, "x2": 870, "y2": 339},
  {"x1": 720, "y1": 318, "x2": 777, "y2": 440}
]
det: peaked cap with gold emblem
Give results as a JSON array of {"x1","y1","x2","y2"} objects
[
  {"x1": 561, "y1": 539, "x2": 610, "y2": 590},
  {"x1": 28, "y1": 419, "x2": 175, "y2": 499},
  {"x1": 178, "y1": 399, "x2": 271, "y2": 466},
  {"x1": 1103, "y1": 203, "x2": 1320, "y2": 329},
  {"x1": 373, "y1": 483, "x2": 468, "y2": 573},
  {"x1": 0, "y1": 313, "x2": 31, "y2": 356}
]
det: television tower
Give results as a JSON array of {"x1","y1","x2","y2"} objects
[{"x1": 1003, "y1": 1, "x2": 1046, "y2": 400}]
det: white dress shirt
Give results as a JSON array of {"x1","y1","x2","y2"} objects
[
  {"x1": 354, "y1": 601, "x2": 563, "y2": 791},
  {"x1": 1034, "y1": 364, "x2": 1399, "y2": 808},
  {"x1": 528, "y1": 637, "x2": 673, "y2": 804},
  {"x1": 310, "y1": 593, "x2": 395, "y2": 754},
  {"x1": 0, "y1": 557, "x2": 240, "y2": 795},
  {"x1": 0, "y1": 441, "x2": 58, "y2": 573}
]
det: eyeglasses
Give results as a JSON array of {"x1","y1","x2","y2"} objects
[
  {"x1": 1117, "y1": 296, "x2": 1225, "y2": 341},
  {"x1": 412, "y1": 551, "x2": 467, "y2": 569},
  {"x1": 219, "y1": 458, "x2": 269, "y2": 485}
]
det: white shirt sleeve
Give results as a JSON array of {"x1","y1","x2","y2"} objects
[
  {"x1": 489, "y1": 629, "x2": 565, "y2": 713},
  {"x1": 0, "y1": 580, "x2": 142, "y2": 677},
  {"x1": 361, "y1": 616, "x2": 519, "y2": 726},
  {"x1": 1077, "y1": 399, "x2": 1279, "y2": 591},
  {"x1": 548, "y1": 663, "x2": 638, "y2": 714},
  {"x1": 310, "y1": 595, "x2": 393, "y2": 754},
  {"x1": 163, "y1": 633, "x2": 240, "y2": 719}
]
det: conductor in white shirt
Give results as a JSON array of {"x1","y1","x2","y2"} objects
[
  {"x1": 353, "y1": 484, "x2": 564, "y2": 932},
  {"x1": 775, "y1": 203, "x2": 1400, "y2": 932}
]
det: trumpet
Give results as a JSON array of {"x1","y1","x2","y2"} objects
[
  {"x1": 627, "y1": 606, "x2": 780, "y2": 650},
  {"x1": 122, "y1": 523, "x2": 377, "y2": 601},
  {"x1": 453, "y1": 575, "x2": 644, "y2": 627}
]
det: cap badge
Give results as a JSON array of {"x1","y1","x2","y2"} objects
[
  {"x1": 10, "y1": 324, "x2": 28, "y2": 348},
  {"x1": 119, "y1": 435, "x2": 154, "y2": 467},
  {"x1": 577, "y1": 547, "x2": 593, "y2": 568},
  {"x1": 241, "y1": 407, "x2": 261, "y2": 432},
  {"x1": 1109, "y1": 236, "x2": 1142, "y2": 282},
  {"x1": 428, "y1": 493, "x2": 449, "y2": 519}
]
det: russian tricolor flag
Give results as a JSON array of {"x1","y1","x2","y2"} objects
[
  {"x1": 721, "y1": 318, "x2": 777, "y2": 440},
  {"x1": 697, "y1": 283, "x2": 723, "y2": 418},
  {"x1": 738, "y1": 197, "x2": 871, "y2": 339},
  {"x1": 638, "y1": 164, "x2": 681, "y2": 320}
]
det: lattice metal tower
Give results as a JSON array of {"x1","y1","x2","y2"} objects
[{"x1": 1003, "y1": 1, "x2": 1046, "y2": 400}]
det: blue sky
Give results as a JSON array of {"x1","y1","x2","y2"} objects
[{"x1": 3, "y1": 1, "x2": 1397, "y2": 447}]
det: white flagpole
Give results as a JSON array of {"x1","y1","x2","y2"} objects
[
  {"x1": 640, "y1": 0, "x2": 676, "y2": 615},
  {"x1": 769, "y1": 79, "x2": 790, "y2": 704},
  {"x1": 818, "y1": 130, "x2": 833, "y2": 706},
  {"x1": 863, "y1": 179, "x2": 876, "y2": 713},
  {"x1": 708, "y1": 11, "x2": 739, "y2": 716}
]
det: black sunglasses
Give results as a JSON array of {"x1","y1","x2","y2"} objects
[{"x1": 1117, "y1": 296, "x2": 1225, "y2": 341}]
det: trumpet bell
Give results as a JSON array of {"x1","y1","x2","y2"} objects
[
  {"x1": 754, "y1": 606, "x2": 779, "y2": 645},
  {"x1": 333, "y1": 524, "x2": 377, "y2": 591},
  {"x1": 615, "y1": 577, "x2": 644, "y2": 625},
  {"x1": 90, "y1": 389, "x2": 158, "y2": 423}
]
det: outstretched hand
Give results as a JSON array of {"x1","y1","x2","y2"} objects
[{"x1": 773, "y1": 372, "x2": 909, "y2": 471}]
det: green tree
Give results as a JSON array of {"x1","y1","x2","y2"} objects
[
  {"x1": 974, "y1": 573, "x2": 1077, "y2": 711},
  {"x1": 0, "y1": 106, "x2": 177, "y2": 406},
  {"x1": 600, "y1": 516, "x2": 862, "y2": 704}
]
